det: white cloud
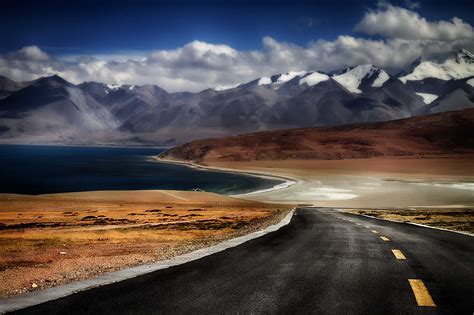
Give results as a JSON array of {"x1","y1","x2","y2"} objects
[
  {"x1": 1, "y1": 5, "x2": 473, "y2": 92},
  {"x1": 355, "y1": 4, "x2": 474, "y2": 41},
  {"x1": 16, "y1": 46, "x2": 50, "y2": 61}
]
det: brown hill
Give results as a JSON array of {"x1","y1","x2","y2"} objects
[{"x1": 158, "y1": 109, "x2": 474, "y2": 163}]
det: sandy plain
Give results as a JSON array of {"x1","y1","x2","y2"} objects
[
  {"x1": 0, "y1": 190, "x2": 291, "y2": 298},
  {"x1": 199, "y1": 157, "x2": 474, "y2": 208}
]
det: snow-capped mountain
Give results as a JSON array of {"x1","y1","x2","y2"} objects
[
  {"x1": 214, "y1": 71, "x2": 309, "y2": 91},
  {"x1": 0, "y1": 50, "x2": 473, "y2": 146},
  {"x1": 215, "y1": 67, "x2": 386, "y2": 93},
  {"x1": 214, "y1": 49, "x2": 474, "y2": 93},
  {"x1": 332, "y1": 65, "x2": 390, "y2": 93},
  {"x1": 397, "y1": 49, "x2": 474, "y2": 115},
  {"x1": 299, "y1": 72, "x2": 330, "y2": 87},
  {"x1": 399, "y1": 49, "x2": 474, "y2": 83}
]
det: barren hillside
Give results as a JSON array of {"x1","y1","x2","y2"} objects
[{"x1": 159, "y1": 109, "x2": 474, "y2": 163}]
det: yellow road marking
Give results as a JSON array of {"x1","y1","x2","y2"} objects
[
  {"x1": 380, "y1": 236, "x2": 390, "y2": 241},
  {"x1": 371, "y1": 230, "x2": 379, "y2": 234},
  {"x1": 391, "y1": 249, "x2": 406, "y2": 260},
  {"x1": 408, "y1": 279, "x2": 436, "y2": 307}
]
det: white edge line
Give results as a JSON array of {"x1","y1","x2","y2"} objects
[
  {"x1": 231, "y1": 179, "x2": 297, "y2": 197},
  {"x1": 0, "y1": 209, "x2": 296, "y2": 313},
  {"x1": 335, "y1": 209, "x2": 473, "y2": 237}
]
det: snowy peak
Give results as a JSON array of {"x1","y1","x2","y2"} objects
[
  {"x1": 213, "y1": 71, "x2": 307, "y2": 91},
  {"x1": 252, "y1": 71, "x2": 308, "y2": 87},
  {"x1": 211, "y1": 66, "x2": 391, "y2": 93},
  {"x1": 104, "y1": 83, "x2": 139, "y2": 92},
  {"x1": 299, "y1": 71, "x2": 330, "y2": 87},
  {"x1": 106, "y1": 84, "x2": 122, "y2": 91},
  {"x1": 415, "y1": 92, "x2": 439, "y2": 104},
  {"x1": 399, "y1": 49, "x2": 474, "y2": 83},
  {"x1": 468, "y1": 78, "x2": 474, "y2": 87},
  {"x1": 456, "y1": 49, "x2": 474, "y2": 64},
  {"x1": 273, "y1": 71, "x2": 307, "y2": 85},
  {"x1": 332, "y1": 65, "x2": 385, "y2": 94},
  {"x1": 214, "y1": 83, "x2": 241, "y2": 91},
  {"x1": 371, "y1": 70, "x2": 390, "y2": 87}
]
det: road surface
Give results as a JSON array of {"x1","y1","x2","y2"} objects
[{"x1": 13, "y1": 208, "x2": 474, "y2": 314}]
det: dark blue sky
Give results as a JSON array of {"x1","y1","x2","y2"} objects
[{"x1": 2, "y1": 0, "x2": 474, "y2": 55}]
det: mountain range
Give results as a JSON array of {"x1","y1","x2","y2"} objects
[{"x1": 0, "y1": 49, "x2": 473, "y2": 146}]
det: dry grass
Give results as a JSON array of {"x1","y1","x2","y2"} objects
[
  {"x1": 344, "y1": 208, "x2": 474, "y2": 234},
  {"x1": 0, "y1": 191, "x2": 292, "y2": 299}
]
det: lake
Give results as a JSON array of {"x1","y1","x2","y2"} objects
[{"x1": 0, "y1": 145, "x2": 282, "y2": 195}]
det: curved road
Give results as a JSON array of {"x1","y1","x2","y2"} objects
[{"x1": 13, "y1": 208, "x2": 474, "y2": 314}]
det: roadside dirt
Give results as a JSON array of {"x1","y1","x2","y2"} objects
[{"x1": 0, "y1": 190, "x2": 292, "y2": 299}]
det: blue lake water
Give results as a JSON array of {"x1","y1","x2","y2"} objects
[{"x1": 0, "y1": 145, "x2": 281, "y2": 195}]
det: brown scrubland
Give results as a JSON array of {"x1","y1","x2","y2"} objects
[
  {"x1": 0, "y1": 190, "x2": 291, "y2": 298},
  {"x1": 159, "y1": 109, "x2": 474, "y2": 163},
  {"x1": 343, "y1": 208, "x2": 473, "y2": 234}
]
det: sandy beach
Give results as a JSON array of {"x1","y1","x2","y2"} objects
[{"x1": 157, "y1": 157, "x2": 474, "y2": 208}]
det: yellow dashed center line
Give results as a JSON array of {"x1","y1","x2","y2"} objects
[
  {"x1": 371, "y1": 230, "x2": 379, "y2": 234},
  {"x1": 380, "y1": 236, "x2": 390, "y2": 241},
  {"x1": 391, "y1": 249, "x2": 406, "y2": 260},
  {"x1": 408, "y1": 279, "x2": 436, "y2": 307}
]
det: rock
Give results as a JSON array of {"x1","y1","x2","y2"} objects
[
  {"x1": 31, "y1": 283, "x2": 38, "y2": 288},
  {"x1": 59, "y1": 251, "x2": 67, "y2": 255}
]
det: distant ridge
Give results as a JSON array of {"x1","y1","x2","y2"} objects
[
  {"x1": 158, "y1": 108, "x2": 474, "y2": 163},
  {"x1": 0, "y1": 50, "x2": 473, "y2": 146}
]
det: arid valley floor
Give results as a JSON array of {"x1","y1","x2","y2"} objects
[{"x1": 0, "y1": 190, "x2": 290, "y2": 298}]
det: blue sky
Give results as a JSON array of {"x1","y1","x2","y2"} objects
[
  {"x1": 2, "y1": 0, "x2": 473, "y2": 55},
  {"x1": 1, "y1": 0, "x2": 473, "y2": 91}
]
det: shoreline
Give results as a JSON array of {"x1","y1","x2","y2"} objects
[
  {"x1": 151, "y1": 157, "x2": 299, "y2": 198},
  {"x1": 153, "y1": 157, "x2": 474, "y2": 207}
]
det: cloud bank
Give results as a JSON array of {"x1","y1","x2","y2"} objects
[
  {"x1": 1, "y1": 4, "x2": 473, "y2": 92},
  {"x1": 355, "y1": 4, "x2": 474, "y2": 41}
]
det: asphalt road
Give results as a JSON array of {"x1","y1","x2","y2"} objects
[{"x1": 13, "y1": 208, "x2": 474, "y2": 314}]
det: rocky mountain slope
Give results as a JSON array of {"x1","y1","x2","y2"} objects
[
  {"x1": 158, "y1": 108, "x2": 474, "y2": 163},
  {"x1": 0, "y1": 50, "x2": 473, "y2": 146}
]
